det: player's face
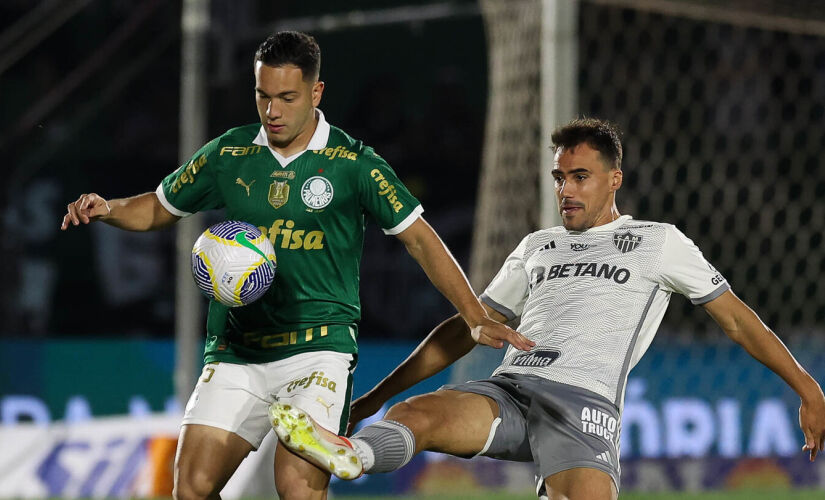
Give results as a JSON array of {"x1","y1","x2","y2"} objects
[
  {"x1": 552, "y1": 143, "x2": 622, "y2": 231},
  {"x1": 254, "y1": 62, "x2": 324, "y2": 154}
]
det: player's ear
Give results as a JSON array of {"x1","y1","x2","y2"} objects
[
  {"x1": 312, "y1": 81, "x2": 324, "y2": 106},
  {"x1": 610, "y1": 168, "x2": 623, "y2": 192}
]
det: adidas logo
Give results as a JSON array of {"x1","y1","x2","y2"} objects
[
  {"x1": 540, "y1": 241, "x2": 556, "y2": 251},
  {"x1": 596, "y1": 451, "x2": 611, "y2": 464}
]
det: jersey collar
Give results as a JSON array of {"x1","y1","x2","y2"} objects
[
  {"x1": 253, "y1": 109, "x2": 331, "y2": 168},
  {"x1": 568, "y1": 214, "x2": 633, "y2": 234}
]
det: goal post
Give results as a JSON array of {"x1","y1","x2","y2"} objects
[{"x1": 452, "y1": 0, "x2": 575, "y2": 383}]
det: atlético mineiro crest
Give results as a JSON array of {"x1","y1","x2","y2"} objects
[
  {"x1": 613, "y1": 231, "x2": 642, "y2": 253},
  {"x1": 301, "y1": 176, "x2": 334, "y2": 209}
]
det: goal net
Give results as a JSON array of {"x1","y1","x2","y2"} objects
[
  {"x1": 457, "y1": 0, "x2": 825, "y2": 383},
  {"x1": 577, "y1": 0, "x2": 825, "y2": 334}
]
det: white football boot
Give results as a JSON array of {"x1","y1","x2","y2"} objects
[{"x1": 268, "y1": 402, "x2": 364, "y2": 480}]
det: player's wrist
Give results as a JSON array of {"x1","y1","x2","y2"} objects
[
  {"x1": 460, "y1": 304, "x2": 489, "y2": 329},
  {"x1": 462, "y1": 314, "x2": 487, "y2": 330},
  {"x1": 100, "y1": 199, "x2": 113, "y2": 219},
  {"x1": 799, "y1": 382, "x2": 825, "y2": 406},
  {"x1": 793, "y1": 372, "x2": 824, "y2": 403}
]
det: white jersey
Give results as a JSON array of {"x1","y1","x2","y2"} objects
[{"x1": 481, "y1": 215, "x2": 729, "y2": 408}]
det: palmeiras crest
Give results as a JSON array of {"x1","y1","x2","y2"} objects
[
  {"x1": 301, "y1": 176, "x2": 334, "y2": 209},
  {"x1": 613, "y1": 231, "x2": 642, "y2": 253},
  {"x1": 268, "y1": 180, "x2": 290, "y2": 209}
]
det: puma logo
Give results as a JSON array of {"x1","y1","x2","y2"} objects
[
  {"x1": 317, "y1": 396, "x2": 334, "y2": 417},
  {"x1": 236, "y1": 177, "x2": 256, "y2": 196}
]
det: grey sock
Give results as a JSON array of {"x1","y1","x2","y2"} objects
[{"x1": 350, "y1": 420, "x2": 416, "y2": 473}]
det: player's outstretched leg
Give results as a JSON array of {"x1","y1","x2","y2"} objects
[
  {"x1": 271, "y1": 390, "x2": 495, "y2": 482},
  {"x1": 268, "y1": 402, "x2": 364, "y2": 480}
]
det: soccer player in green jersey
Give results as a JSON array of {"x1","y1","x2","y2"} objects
[{"x1": 61, "y1": 31, "x2": 533, "y2": 500}]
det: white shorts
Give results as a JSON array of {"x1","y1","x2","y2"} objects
[{"x1": 182, "y1": 350, "x2": 356, "y2": 448}]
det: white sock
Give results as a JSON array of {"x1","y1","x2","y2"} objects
[
  {"x1": 349, "y1": 420, "x2": 415, "y2": 473},
  {"x1": 349, "y1": 437, "x2": 374, "y2": 471}
]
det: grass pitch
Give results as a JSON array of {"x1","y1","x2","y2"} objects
[
  {"x1": 141, "y1": 489, "x2": 822, "y2": 499},
  {"x1": 329, "y1": 491, "x2": 823, "y2": 499}
]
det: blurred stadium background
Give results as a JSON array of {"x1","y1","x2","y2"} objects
[{"x1": 2, "y1": 0, "x2": 825, "y2": 498}]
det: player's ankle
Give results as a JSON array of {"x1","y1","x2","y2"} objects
[{"x1": 348, "y1": 437, "x2": 375, "y2": 471}]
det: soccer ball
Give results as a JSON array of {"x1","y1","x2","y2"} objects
[{"x1": 191, "y1": 221, "x2": 277, "y2": 307}]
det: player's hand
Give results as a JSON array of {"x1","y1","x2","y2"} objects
[
  {"x1": 346, "y1": 394, "x2": 384, "y2": 436},
  {"x1": 61, "y1": 193, "x2": 111, "y2": 230},
  {"x1": 470, "y1": 316, "x2": 534, "y2": 351},
  {"x1": 799, "y1": 393, "x2": 825, "y2": 461}
]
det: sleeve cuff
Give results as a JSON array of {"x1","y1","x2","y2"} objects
[
  {"x1": 155, "y1": 184, "x2": 192, "y2": 217},
  {"x1": 480, "y1": 293, "x2": 517, "y2": 321},
  {"x1": 382, "y1": 204, "x2": 424, "y2": 235},
  {"x1": 690, "y1": 283, "x2": 730, "y2": 305}
]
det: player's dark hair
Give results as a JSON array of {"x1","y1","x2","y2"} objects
[
  {"x1": 551, "y1": 118, "x2": 623, "y2": 170},
  {"x1": 254, "y1": 31, "x2": 321, "y2": 81}
]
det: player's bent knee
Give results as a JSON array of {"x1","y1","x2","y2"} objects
[
  {"x1": 384, "y1": 400, "x2": 417, "y2": 421},
  {"x1": 275, "y1": 474, "x2": 329, "y2": 500},
  {"x1": 173, "y1": 471, "x2": 221, "y2": 500},
  {"x1": 275, "y1": 482, "x2": 307, "y2": 500},
  {"x1": 384, "y1": 398, "x2": 439, "y2": 433},
  {"x1": 172, "y1": 453, "x2": 227, "y2": 500},
  {"x1": 274, "y1": 449, "x2": 330, "y2": 500}
]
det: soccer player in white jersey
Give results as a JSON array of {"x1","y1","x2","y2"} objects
[{"x1": 268, "y1": 118, "x2": 825, "y2": 500}]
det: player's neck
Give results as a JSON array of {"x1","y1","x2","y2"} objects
[
  {"x1": 590, "y1": 205, "x2": 621, "y2": 229},
  {"x1": 271, "y1": 112, "x2": 319, "y2": 157}
]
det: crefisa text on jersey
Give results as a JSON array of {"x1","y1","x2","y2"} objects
[
  {"x1": 257, "y1": 219, "x2": 325, "y2": 250},
  {"x1": 311, "y1": 145, "x2": 358, "y2": 161},
  {"x1": 370, "y1": 169, "x2": 405, "y2": 213}
]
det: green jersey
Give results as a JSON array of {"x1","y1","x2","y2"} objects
[{"x1": 157, "y1": 112, "x2": 422, "y2": 364}]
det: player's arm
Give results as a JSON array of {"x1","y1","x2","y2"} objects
[
  {"x1": 394, "y1": 217, "x2": 533, "y2": 351},
  {"x1": 703, "y1": 290, "x2": 825, "y2": 460},
  {"x1": 61, "y1": 192, "x2": 179, "y2": 232},
  {"x1": 348, "y1": 303, "x2": 508, "y2": 434}
]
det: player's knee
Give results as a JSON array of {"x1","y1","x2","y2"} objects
[
  {"x1": 275, "y1": 475, "x2": 326, "y2": 500},
  {"x1": 274, "y1": 479, "x2": 301, "y2": 500},
  {"x1": 173, "y1": 470, "x2": 220, "y2": 500},
  {"x1": 385, "y1": 397, "x2": 439, "y2": 434}
]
